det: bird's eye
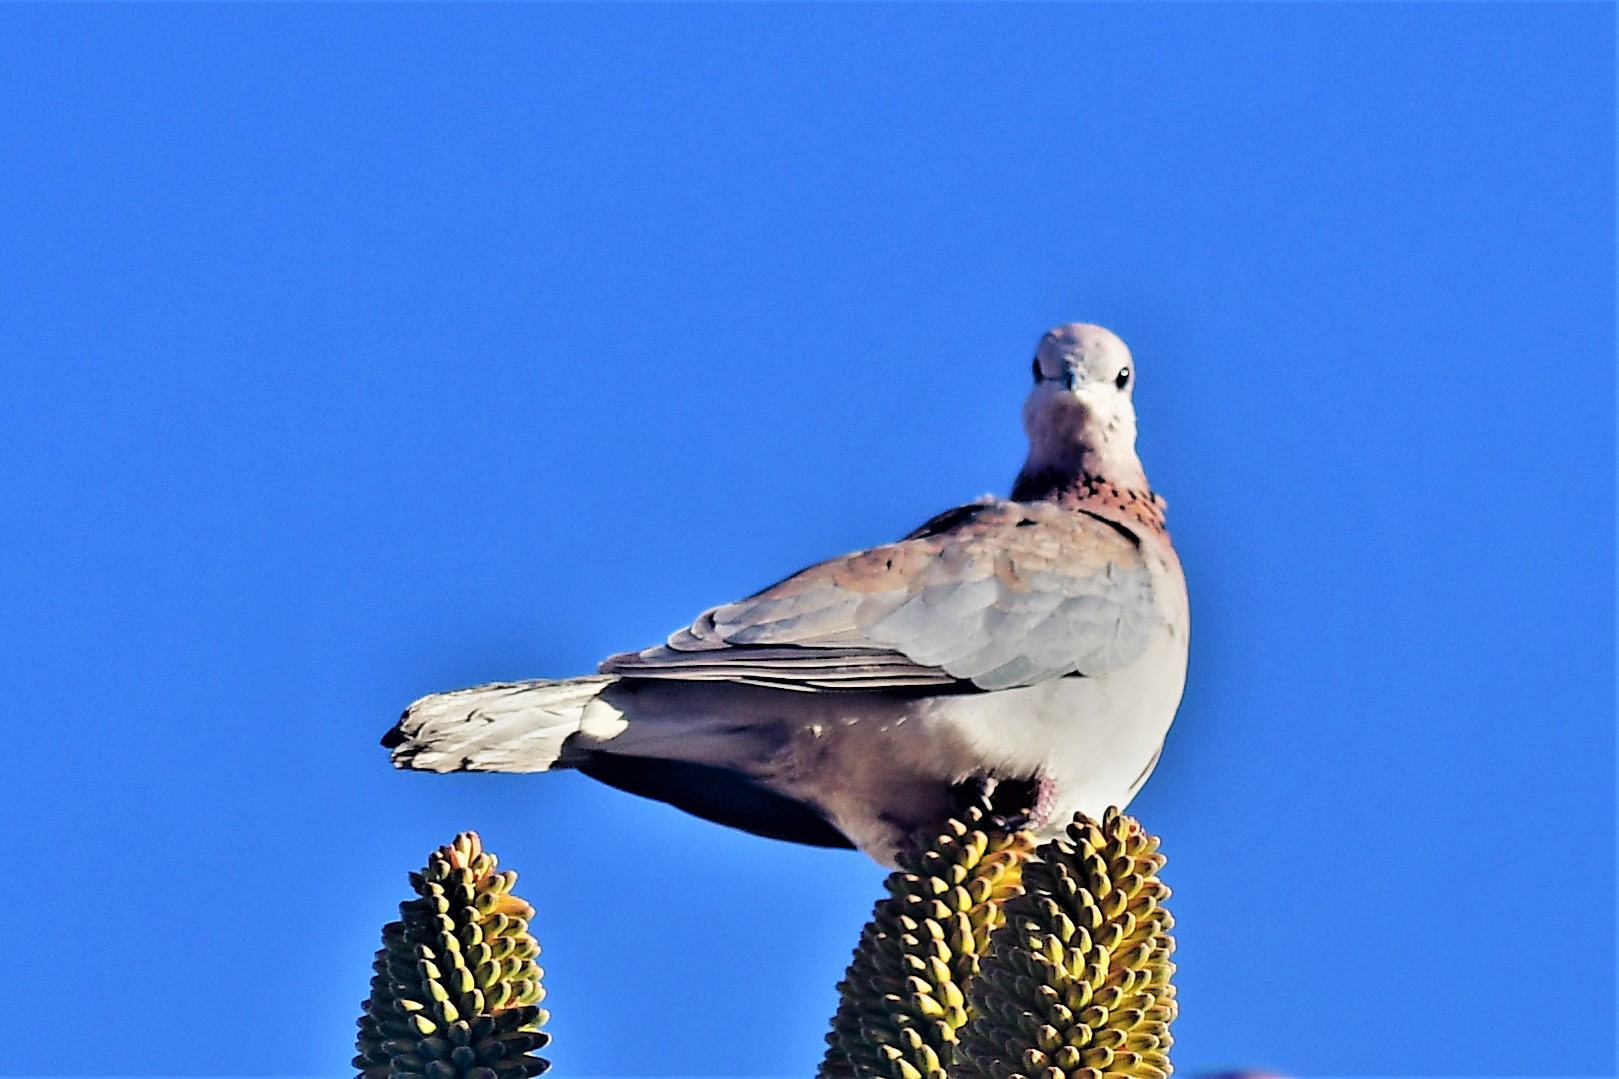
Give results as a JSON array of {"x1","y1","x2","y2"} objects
[
  {"x1": 1115, "y1": 366, "x2": 1131, "y2": 390},
  {"x1": 1031, "y1": 357, "x2": 1043, "y2": 383}
]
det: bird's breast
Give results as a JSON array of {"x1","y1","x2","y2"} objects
[{"x1": 922, "y1": 614, "x2": 1187, "y2": 821}]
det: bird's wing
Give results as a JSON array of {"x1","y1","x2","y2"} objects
[{"x1": 599, "y1": 499, "x2": 1160, "y2": 692}]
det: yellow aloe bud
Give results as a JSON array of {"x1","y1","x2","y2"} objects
[
  {"x1": 354, "y1": 833, "x2": 551, "y2": 1079},
  {"x1": 820, "y1": 808, "x2": 1036, "y2": 1079},
  {"x1": 954, "y1": 809, "x2": 1175, "y2": 1079}
]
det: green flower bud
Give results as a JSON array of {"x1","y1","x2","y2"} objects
[
  {"x1": 954, "y1": 808, "x2": 1176, "y2": 1079},
  {"x1": 355, "y1": 833, "x2": 551, "y2": 1078},
  {"x1": 820, "y1": 808, "x2": 1036, "y2": 1079}
]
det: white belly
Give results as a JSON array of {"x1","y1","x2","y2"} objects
[{"x1": 926, "y1": 620, "x2": 1187, "y2": 828}]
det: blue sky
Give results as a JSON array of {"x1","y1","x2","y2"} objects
[{"x1": 0, "y1": 5, "x2": 1612, "y2": 1077}]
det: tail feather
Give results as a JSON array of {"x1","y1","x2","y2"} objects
[{"x1": 385, "y1": 676, "x2": 616, "y2": 773}]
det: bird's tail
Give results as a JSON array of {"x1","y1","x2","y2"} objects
[{"x1": 384, "y1": 676, "x2": 619, "y2": 773}]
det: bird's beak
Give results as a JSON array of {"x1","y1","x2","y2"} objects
[{"x1": 1067, "y1": 378, "x2": 1101, "y2": 403}]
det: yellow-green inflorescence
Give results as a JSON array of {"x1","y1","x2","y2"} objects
[
  {"x1": 955, "y1": 808, "x2": 1176, "y2": 1079},
  {"x1": 820, "y1": 807, "x2": 1037, "y2": 1079},
  {"x1": 355, "y1": 832, "x2": 551, "y2": 1079}
]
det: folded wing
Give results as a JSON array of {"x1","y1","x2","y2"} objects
[{"x1": 600, "y1": 499, "x2": 1159, "y2": 692}]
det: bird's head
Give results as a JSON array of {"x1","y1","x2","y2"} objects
[{"x1": 1020, "y1": 322, "x2": 1146, "y2": 489}]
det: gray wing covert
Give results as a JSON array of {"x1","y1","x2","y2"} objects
[{"x1": 600, "y1": 499, "x2": 1159, "y2": 692}]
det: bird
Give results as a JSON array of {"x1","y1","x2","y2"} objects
[{"x1": 384, "y1": 323, "x2": 1189, "y2": 866}]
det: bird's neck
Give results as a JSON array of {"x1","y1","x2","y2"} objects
[{"x1": 1011, "y1": 455, "x2": 1167, "y2": 536}]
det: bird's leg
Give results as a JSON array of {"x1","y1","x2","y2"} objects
[
  {"x1": 950, "y1": 773, "x2": 1056, "y2": 833},
  {"x1": 952, "y1": 774, "x2": 999, "y2": 815},
  {"x1": 984, "y1": 776, "x2": 1039, "y2": 833}
]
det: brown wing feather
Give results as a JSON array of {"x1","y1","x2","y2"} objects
[{"x1": 599, "y1": 499, "x2": 1157, "y2": 692}]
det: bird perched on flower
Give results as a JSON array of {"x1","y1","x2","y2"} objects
[{"x1": 384, "y1": 323, "x2": 1189, "y2": 866}]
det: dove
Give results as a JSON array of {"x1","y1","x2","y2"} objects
[{"x1": 384, "y1": 323, "x2": 1189, "y2": 866}]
